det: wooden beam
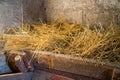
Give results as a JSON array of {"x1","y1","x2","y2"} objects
[{"x1": 29, "y1": 51, "x2": 120, "y2": 80}]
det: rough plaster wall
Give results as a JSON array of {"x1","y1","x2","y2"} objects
[
  {"x1": 0, "y1": 0, "x2": 45, "y2": 33},
  {"x1": 0, "y1": 0, "x2": 120, "y2": 32},
  {"x1": 0, "y1": 0, "x2": 22, "y2": 33},
  {"x1": 44, "y1": 0, "x2": 120, "y2": 27},
  {"x1": 21, "y1": 0, "x2": 120, "y2": 26}
]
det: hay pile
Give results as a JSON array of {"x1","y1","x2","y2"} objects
[{"x1": 1, "y1": 20, "x2": 120, "y2": 64}]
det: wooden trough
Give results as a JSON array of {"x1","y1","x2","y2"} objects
[
  {"x1": 0, "y1": 50, "x2": 120, "y2": 80},
  {"x1": 29, "y1": 51, "x2": 120, "y2": 80}
]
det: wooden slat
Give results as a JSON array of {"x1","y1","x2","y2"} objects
[
  {"x1": 32, "y1": 70, "x2": 74, "y2": 80},
  {"x1": 28, "y1": 51, "x2": 120, "y2": 80}
]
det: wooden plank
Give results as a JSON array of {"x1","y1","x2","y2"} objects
[
  {"x1": 28, "y1": 51, "x2": 120, "y2": 80},
  {"x1": 0, "y1": 72, "x2": 33, "y2": 80},
  {"x1": 32, "y1": 70, "x2": 74, "y2": 80},
  {"x1": 32, "y1": 70, "x2": 98, "y2": 80},
  {"x1": 34, "y1": 69, "x2": 99, "y2": 80}
]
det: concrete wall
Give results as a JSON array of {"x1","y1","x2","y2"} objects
[
  {"x1": 0, "y1": 0, "x2": 22, "y2": 33},
  {"x1": 23, "y1": 0, "x2": 46, "y2": 23},
  {"x1": 44, "y1": 0, "x2": 120, "y2": 27},
  {"x1": 0, "y1": 0, "x2": 120, "y2": 32}
]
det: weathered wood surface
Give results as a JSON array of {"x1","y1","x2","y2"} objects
[
  {"x1": 29, "y1": 51, "x2": 120, "y2": 80},
  {"x1": 0, "y1": 72, "x2": 33, "y2": 80},
  {"x1": 32, "y1": 70, "x2": 99, "y2": 80},
  {"x1": 5, "y1": 51, "x2": 33, "y2": 73},
  {"x1": 32, "y1": 70, "x2": 74, "y2": 80}
]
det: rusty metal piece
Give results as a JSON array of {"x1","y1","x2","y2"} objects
[
  {"x1": 5, "y1": 53, "x2": 27, "y2": 73},
  {"x1": 5, "y1": 51, "x2": 33, "y2": 73},
  {"x1": 21, "y1": 55, "x2": 33, "y2": 72}
]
